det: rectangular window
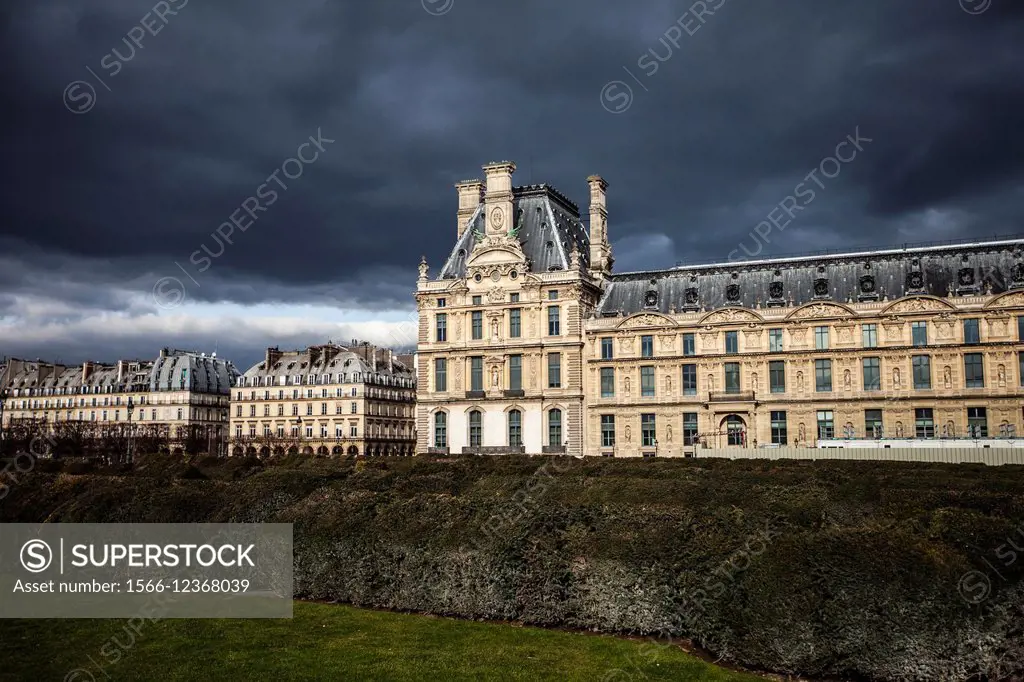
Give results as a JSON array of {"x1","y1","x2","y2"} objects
[
  {"x1": 350, "y1": 402, "x2": 357, "y2": 414},
  {"x1": 964, "y1": 353, "x2": 984, "y2": 388},
  {"x1": 862, "y1": 357, "x2": 881, "y2": 391},
  {"x1": 436, "y1": 297, "x2": 446, "y2": 308},
  {"x1": 435, "y1": 358, "x2": 447, "y2": 392},
  {"x1": 1019, "y1": 351, "x2": 1024, "y2": 387},
  {"x1": 683, "y1": 412, "x2": 699, "y2": 445},
  {"x1": 601, "y1": 415, "x2": 615, "y2": 448},
  {"x1": 472, "y1": 295, "x2": 482, "y2": 305},
  {"x1": 548, "y1": 306, "x2": 560, "y2": 336},
  {"x1": 769, "y1": 360, "x2": 786, "y2": 394},
  {"x1": 725, "y1": 331, "x2": 738, "y2": 354},
  {"x1": 548, "y1": 353, "x2": 561, "y2": 388},
  {"x1": 816, "y1": 410, "x2": 834, "y2": 439},
  {"x1": 967, "y1": 406, "x2": 988, "y2": 438},
  {"x1": 724, "y1": 362, "x2": 740, "y2": 394},
  {"x1": 862, "y1": 324, "x2": 878, "y2": 348},
  {"x1": 600, "y1": 367, "x2": 615, "y2": 397},
  {"x1": 915, "y1": 408, "x2": 935, "y2": 438},
  {"x1": 964, "y1": 318, "x2": 980, "y2": 345},
  {"x1": 471, "y1": 311, "x2": 483, "y2": 340},
  {"x1": 641, "y1": 413, "x2": 656, "y2": 447},
  {"x1": 508, "y1": 411, "x2": 522, "y2": 447},
  {"x1": 1018, "y1": 315, "x2": 1024, "y2": 341},
  {"x1": 640, "y1": 366, "x2": 655, "y2": 397},
  {"x1": 864, "y1": 409, "x2": 883, "y2": 439},
  {"x1": 435, "y1": 313, "x2": 447, "y2": 342},
  {"x1": 682, "y1": 364, "x2": 697, "y2": 396},
  {"x1": 548, "y1": 410, "x2": 562, "y2": 447},
  {"x1": 815, "y1": 359, "x2": 832, "y2": 392},
  {"x1": 641, "y1": 335, "x2": 654, "y2": 358},
  {"x1": 510, "y1": 293, "x2": 519, "y2": 303},
  {"x1": 509, "y1": 309, "x2": 521, "y2": 338},
  {"x1": 814, "y1": 326, "x2": 829, "y2": 349},
  {"x1": 683, "y1": 333, "x2": 695, "y2": 356},
  {"x1": 469, "y1": 411, "x2": 482, "y2": 447},
  {"x1": 912, "y1": 355, "x2": 931, "y2": 389},
  {"x1": 912, "y1": 321, "x2": 928, "y2": 346},
  {"x1": 548, "y1": 290, "x2": 559, "y2": 300},
  {"x1": 771, "y1": 411, "x2": 787, "y2": 445},
  {"x1": 601, "y1": 337, "x2": 614, "y2": 359},
  {"x1": 769, "y1": 328, "x2": 783, "y2": 352},
  {"x1": 470, "y1": 357, "x2": 483, "y2": 391},
  {"x1": 509, "y1": 355, "x2": 522, "y2": 391}
]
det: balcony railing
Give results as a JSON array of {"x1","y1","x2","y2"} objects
[{"x1": 708, "y1": 391, "x2": 756, "y2": 402}]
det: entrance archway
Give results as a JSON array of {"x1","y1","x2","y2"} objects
[{"x1": 720, "y1": 415, "x2": 747, "y2": 447}]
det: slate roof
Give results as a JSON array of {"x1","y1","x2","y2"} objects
[
  {"x1": 150, "y1": 350, "x2": 239, "y2": 394},
  {"x1": 597, "y1": 238, "x2": 1024, "y2": 316},
  {"x1": 240, "y1": 344, "x2": 414, "y2": 386},
  {"x1": 439, "y1": 184, "x2": 590, "y2": 279}
]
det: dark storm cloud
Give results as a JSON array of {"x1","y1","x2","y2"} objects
[{"x1": 1, "y1": 0, "x2": 1023, "y2": 361}]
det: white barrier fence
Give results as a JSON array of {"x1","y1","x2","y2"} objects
[{"x1": 691, "y1": 447, "x2": 1024, "y2": 466}]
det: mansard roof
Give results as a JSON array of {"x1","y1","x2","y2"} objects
[
  {"x1": 596, "y1": 237, "x2": 1024, "y2": 316},
  {"x1": 150, "y1": 349, "x2": 239, "y2": 394},
  {"x1": 439, "y1": 184, "x2": 590, "y2": 279}
]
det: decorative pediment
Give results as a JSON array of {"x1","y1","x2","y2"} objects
[
  {"x1": 698, "y1": 307, "x2": 763, "y2": 325},
  {"x1": 617, "y1": 312, "x2": 674, "y2": 329},
  {"x1": 984, "y1": 291, "x2": 1024, "y2": 310},
  {"x1": 881, "y1": 296, "x2": 956, "y2": 315},
  {"x1": 785, "y1": 302, "x2": 856, "y2": 320}
]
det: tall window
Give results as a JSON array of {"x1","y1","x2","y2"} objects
[
  {"x1": 601, "y1": 415, "x2": 615, "y2": 448},
  {"x1": 864, "y1": 409, "x2": 883, "y2": 438},
  {"x1": 435, "y1": 313, "x2": 447, "y2": 342},
  {"x1": 508, "y1": 410, "x2": 522, "y2": 447},
  {"x1": 682, "y1": 364, "x2": 697, "y2": 396},
  {"x1": 548, "y1": 409, "x2": 562, "y2": 447},
  {"x1": 912, "y1": 321, "x2": 928, "y2": 346},
  {"x1": 434, "y1": 412, "x2": 447, "y2": 448},
  {"x1": 470, "y1": 357, "x2": 483, "y2": 391},
  {"x1": 915, "y1": 408, "x2": 935, "y2": 438},
  {"x1": 862, "y1": 324, "x2": 878, "y2": 348},
  {"x1": 471, "y1": 311, "x2": 483, "y2": 340},
  {"x1": 468, "y1": 410, "x2": 482, "y2": 446},
  {"x1": 1019, "y1": 315, "x2": 1024, "y2": 341},
  {"x1": 547, "y1": 306, "x2": 560, "y2": 336},
  {"x1": 548, "y1": 353, "x2": 561, "y2": 388},
  {"x1": 815, "y1": 326, "x2": 830, "y2": 349},
  {"x1": 601, "y1": 337, "x2": 614, "y2": 359},
  {"x1": 725, "y1": 331, "x2": 738, "y2": 354},
  {"x1": 1019, "y1": 351, "x2": 1024, "y2": 387},
  {"x1": 683, "y1": 412, "x2": 698, "y2": 445},
  {"x1": 683, "y1": 333, "x2": 695, "y2": 356},
  {"x1": 769, "y1": 360, "x2": 785, "y2": 393},
  {"x1": 726, "y1": 416, "x2": 745, "y2": 446},
  {"x1": 817, "y1": 410, "x2": 835, "y2": 439},
  {"x1": 435, "y1": 358, "x2": 447, "y2": 392},
  {"x1": 815, "y1": 359, "x2": 832, "y2": 392},
  {"x1": 640, "y1": 366, "x2": 655, "y2": 397},
  {"x1": 769, "y1": 328, "x2": 783, "y2": 352},
  {"x1": 509, "y1": 355, "x2": 522, "y2": 391},
  {"x1": 862, "y1": 357, "x2": 880, "y2": 391},
  {"x1": 509, "y1": 309, "x2": 521, "y2": 338},
  {"x1": 967, "y1": 406, "x2": 988, "y2": 437},
  {"x1": 912, "y1": 355, "x2": 931, "y2": 389},
  {"x1": 600, "y1": 368, "x2": 615, "y2": 397},
  {"x1": 641, "y1": 335, "x2": 654, "y2": 358},
  {"x1": 770, "y1": 411, "x2": 787, "y2": 445},
  {"x1": 724, "y1": 363, "x2": 740, "y2": 393},
  {"x1": 964, "y1": 353, "x2": 984, "y2": 388},
  {"x1": 641, "y1": 413, "x2": 656, "y2": 447},
  {"x1": 963, "y1": 318, "x2": 980, "y2": 345}
]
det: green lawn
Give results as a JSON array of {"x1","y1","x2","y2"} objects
[{"x1": 0, "y1": 601, "x2": 763, "y2": 681}]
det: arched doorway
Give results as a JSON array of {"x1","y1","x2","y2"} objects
[
  {"x1": 287, "y1": 445, "x2": 299, "y2": 456},
  {"x1": 347, "y1": 445, "x2": 359, "y2": 456},
  {"x1": 245, "y1": 446, "x2": 257, "y2": 457},
  {"x1": 316, "y1": 445, "x2": 329, "y2": 456},
  {"x1": 721, "y1": 415, "x2": 747, "y2": 447},
  {"x1": 272, "y1": 446, "x2": 285, "y2": 456},
  {"x1": 259, "y1": 446, "x2": 270, "y2": 458},
  {"x1": 302, "y1": 446, "x2": 314, "y2": 455},
  {"x1": 332, "y1": 445, "x2": 343, "y2": 456},
  {"x1": 232, "y1": 446, "x2": 244, "y2": 457}
]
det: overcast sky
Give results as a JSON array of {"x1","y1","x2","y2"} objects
[{"x1": 2, "y1": 0, "x2": 1022, "y2": 371}]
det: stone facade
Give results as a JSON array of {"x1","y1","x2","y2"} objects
[{"x1": 417, "y1": 160, "x2": 1024, "y2": 456}]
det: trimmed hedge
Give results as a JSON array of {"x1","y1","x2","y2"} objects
[{"x1": 3, "y1": 454, "x2": 1023, "y2": 680}]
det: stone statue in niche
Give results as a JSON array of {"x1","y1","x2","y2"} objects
[
  {"x1": 798, "y1": 423, "x2": 806, "y2": 442},
  {"x1": 796, "y1": 371, "x2": 804, "y2": 392},
  {"x1": 751, "y1": 372, "x2": 758, "y2": 392},
  {"x1": 893, "y1": 367, "x2": 901, "y2": 389},
  {"x1": 707, "y1": 374, "x2": 715, "y2": 392},
  {"x1": 665, "y1": 375, "x2": 672, "y2": 393},
  {"x1": 667, "y1": 425, "x2": 673, "y2": 442},
  {"x1": 998, "y1": 364, "x2": 1006, "y2": 386},
  {"x1": 943, "y1": 366, "x2": 952, "y2": 389},
  {"x1": 491, "y1": 318, "x2": 499, "y2": 339},
  {"x1": 843, "y1": 369, "x2": 852, "y2": 390},
  {"x1": 624, "y1": 376, "x2": 631, "y2": 395},
  {"x1": 895, "y1": 421, "x2": 905, "y2": 438},
  {"x1": 491, "y1": 366, "x2": 499, "y2": 388},
  {"x1": 625, "y1": 425, "x2": 631, "y2": 442}
]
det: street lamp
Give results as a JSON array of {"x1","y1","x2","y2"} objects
[
  {"x1": 653, "y1": 438, "x2": 659, "y2": 458},
  {"x1": 126, "y1": 397, "x2": 135, "y2": 464}
]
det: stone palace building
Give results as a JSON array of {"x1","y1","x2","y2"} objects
[{"x1": 415, "y1": 161, "x2": 1024, "y2": 456}]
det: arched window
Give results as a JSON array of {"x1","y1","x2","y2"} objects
[
  {"x1": 548, "y1": 408, "x2": 562, "y2": 447},
  {"x1": 434, "y1": 412, "x2": 447, "y2": 448},
  {"x1": 469, "y1": 410, "x2": 482, "y2": 447},
  {"x1": 508, "y1": 409, "x2": 522, "y2": 447},
  {"x1": 725, "y1": 415, "x2": 746, "y2": 446}
]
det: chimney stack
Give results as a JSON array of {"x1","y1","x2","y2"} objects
[
  {"x1": 455, "y1": 179, "x2": 484, "y2": 238},
  {"x1": 586, "y1": 174, "x2": 613, "y2": 278},
  {"x1": 265, "y1": 346, "x2": 282, "y2": 370},
  {"x1": 482, "y1": 161, "x2": 516, "y2": 238},
  {"x1": 116, "y1": 360, "x2": 126, "y2": 385},
  {"x1": 82, "y1": 361, "x2": 94, "y2": 384}
]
